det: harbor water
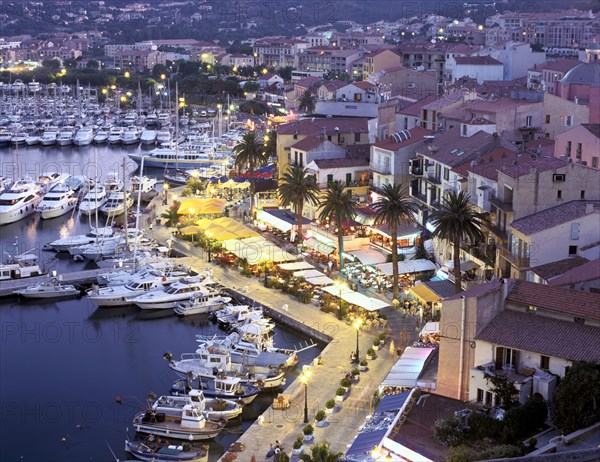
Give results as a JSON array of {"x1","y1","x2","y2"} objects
[{"x1": 0, "y1": 145, "x2": 323, "y2": 461}]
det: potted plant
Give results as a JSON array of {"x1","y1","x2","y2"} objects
[
  {"x1": 325, "y1": 399, "x2": 336, "y2": 415},
  {"x1": 367, "y1": 347, "x2": 376, "y2": 360},
  {"x1": 340, "y1": 378, "x2": 352, "y2": 391},
  {"x1": 359, "y1": 359, "x2": 368, "y2": 372},
  {"x1": 292, "y1": 435, "x2": 304, "y2": 455},
  {"x1": 315, "y1": 410, "x2": 326, "y2": 428},
  {"x1": 373, "y1": 339, "x2": 380, "y2": 351},
  {"x1": 378, "y1": 333, "x2": 387, "y2": 346},
  {"x1": 351, "y1": 368, "x2": 360, "y2": 382},
  {"x1": 335, "y1": 387, "x2": 346, "y2": 402},
  {"x1": 303, "y1": 424, "x2": 314, "y2": 441}
]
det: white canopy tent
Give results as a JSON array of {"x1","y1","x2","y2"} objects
[
  {"x1": 305, "y1": 276, "x2": 335, "y2": 286},
  {"x1": 278, "y1": 261, "x2": 315, "y2": 271},
  {"x1": 323, "y1": 284, "x2": 354, "y2": 296},
  {"x1": 375, "y1": 259, "x2": 437, "y2": 276},
  {"x1": 342, "y1": 292, "x2": 389, "y2": 311},
  {"x1": 257, "y1": 210, "x2": 293, "y2": 233},
  {"x1": 379, "y1": 347, "x2": 437, "y2": 390},
  {"x1": 349, "y1": 248, "x2": 388, "y2": 266},
  {"x1": 293, "y1": 269, "x2": 324, "y2": 279},
  {"x1": 304, "y1": 238, "x2": 335, "y2": 255}
]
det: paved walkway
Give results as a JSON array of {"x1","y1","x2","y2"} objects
[{"x1": 143, "y1": 196, "x2": 419, "y2": 460}]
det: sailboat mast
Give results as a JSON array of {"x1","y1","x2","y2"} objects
[
  {"x1": 122, "y1": 158, "x2": 129, "y2": 248},
  {"x1": 175, "y1": 82, "x2": 179, "y2": 171}
]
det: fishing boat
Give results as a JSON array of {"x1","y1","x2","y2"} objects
[
  {"x1": 152, "y1": 390, "x2": 242, "y2": 422},
  {"x1": 171, "y1": 376, "x2": 260, "y2": 405},
  {"x1": 132, "y1": 403, "x2": 224, "y2": 441},
  {"x1": 128, "y1": 277, "x2": 216, "y2": 310},
  {"x1": 173, "y1": 288, "x2": 231, "y2": 316},
  {"x1": 14, "y1": 279, "x2": 80, "y2": 299},
  {"x1": 0, "y1": 178, "x2": 44, "y2": 225},
  {"x1": 46, "y1": 227, "x2": 114, "y2": 252},
  {"x1": 125, "y1": 437, "x2": 208, "y2": 462},
  {"x1": 35, "y1": 182, "x2": 77, "y2": 219}
]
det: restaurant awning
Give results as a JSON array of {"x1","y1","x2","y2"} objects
[
  {"x1": 257, "y1": 209, "x2": 311, "y2": 233},
  {"x1": 304, "y1": 238, "x2": 335, "y2": 255},
  {"x1": 375, "y1": 259, "x2": 437, "y2": 276},
  {"x1": 179, "y1": 225, "x2": 202, "y2": 235},
  {"x1": 443, "y1": 259, "x2": 480, "y2": 272},
  {"x1": 293, "y1": 269, "x2": 324, "y2": 279},
  {"x1": 305, "y1": 276, "x2": 335, "y2": 286},
  {"x1": 278, "y1": 262, "x2": 314, "y2": 271},
  {"x1": 223, "y1": 237, "x2": 297, "y2": 263},
  {"x1": 409, "y1": 284, "x2": 440, "y2": 304},
  {"x1": 350, "y1": 248, "x2": 388, "y2": 266},
  {"x1": 379, "y1": 347, "x2": 437, "y2": 390},
  {"x1": 342, "y1": 292, "x2": 389, "y2": 311},
  {"x1": 323, "y1": 285, "x2": 354, "y2": 297}
]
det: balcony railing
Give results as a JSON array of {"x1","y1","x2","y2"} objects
[
  {"x1": 410, "y1": 166, "x2": 423, "y2": 176},
  {"x1": 371, "y1": 164, "x2": 391, "y2": 175},
  {"x1": 425, "y1": 173, "x2": 441, "y2": 185},
  {"x1": 498, "y1": 246, "x2": 530, "y2": 268},
  {"x1": 489, "y1": 194, "x2": 513, "y2": 213}
]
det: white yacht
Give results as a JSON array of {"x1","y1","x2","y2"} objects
[
  {"x1": 46, "y1": 227, "x2": 114, "y2": 252},
  {"x1": 99, "y1": 189, "x2": 133, "y2": 217},
  {"x1": 157, "y1": 113, "x2": 171, "y2": 126},
  {"x1": 11, "y1": 132, "x2": 27, "y2": 146},
  {"x1": 103, "y1": 172, "x2": 123, "y2": 196},
  {"x1": 146, "y1": 113, "x2": 158, "y2": 126},
  {"x1": 121, "y1": 126, "x2": 140, "y2": 145},
  {"x1": 108, "y1": 127, "x2": 124, "y2": 144},
  {"x1": 174, "y1": 288, "x2": 232, "y2": 316},
  {"x1": 123, "y1": 112, "x2": 137, "y2": 125},
  {"x1": 129, "y1": 176, "x2": 157, "y2": 202},
  {"x1": 140, "y1": 129, "x2": 157, "y2": 145},
  {"x1": 128, "y1": 277, "x2": 212, "y2": 310},
  {"x1": 0, "y1": 178, "x2": 44, "y2": 225},
  {"x1": 156, "y1": 129, "x2": 172, "y2": 145},
  {"x1": 96, "y1": 263, "x2": 193, "y2": 286},
  {"x1": 25, "y1": 134, "x2": 41, "y2": 146},
  {"x1": 93, "y1": 127, "x2": 110, "y2": 144},
  {"x1": 73, "y1": 126, "x2": 94, "y2": 146},
  {"x1": 35, "y1": 182, "x2": 77, "y2": 219},
  {"x1": 0, "y1": 176, "x2": 12, "y2": 194},
  {"x1": 40, "y1": 127, "x2": 59, "y2": 146},
  {"x1": 14, "y1": 280, "x2": 80, "y2": 299},
  {"x1": 57, "y1": 128, "x2": 75, "y2": 146},
  {"x1": 78, "y1": 183, "x2": 108, "y2": 216},
  {"x1": 0, "y1": 132, "x2": 13, "y2": 146}
]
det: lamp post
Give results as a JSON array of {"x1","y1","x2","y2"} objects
[
  {"x1": 300, "y1": 369, "x2": 311, "y2": 423},
  {"x1": 353, "y1": 319, "x2": 362, "y2": 364},
  {"x1": 206, "y1": 231, "x2": 213, "y2": 262},
  {"x1": 334, "y1": 280, "x2": 346, "y2": 318}
]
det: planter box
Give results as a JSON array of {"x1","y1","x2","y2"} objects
[
  {"x1": 315, "y1": 420, "x2": 326, "y2": 428},
  {"x1": 366, "y1": 354, "x2": 375, "y2": 360},
  {"x1": 304, "y1": 434, "x2": 314, "y2": 442},
  {"x1": 292, "y1": 446, "x2": 304, "y2": 455},
  {"x1": 359, "y1": 365, "x2": 368, "y2": 372},
  {"x1": 373, "y1": 344, "x2": 379, "y2": 351},
  {"x1": 335, "y1": 394, "x2": 345, "y2": 402},
  {"x1": 325, "y1": 407, "x2": 334, "y2": 416}
]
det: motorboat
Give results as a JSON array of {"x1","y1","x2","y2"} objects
[
  {"x1": 124, "y1": 438, "x2": 208, "y2": 462},
  {"x1": 146, "y1": 113, "x2": 158, "y2": 127},
  {"x1": 96, "y1": 263, "x2": 193, "y2": 286},
  {"x1": 64, "y1": 175, "x2": 87, "y2": 195},
  {"x1": 152, "y1": 390, "x2": 242, "y2": 422},
  {"x1": 46, "y1": 227, "x2": 114, "y2": 252},
  {"x1": 132, "y1": 403, "x2": 224, "y2": 441},
  {"x1": 121, "y1": 126, "x2": 140, "y2": 145},
  {"x1": 128, "y1": 277, "x2": 215, "y2": 310},
  {"x1": 171, "y1": 376, "x2": 260, "y2": 405},
  {"x1": 0, "y1": 131, "x2": 13, "y2": 146},
  {"x1": 35, "y1": 182, "x2": 77, "y2": 219},
  {"x1": 70, "y1": 229, "x2": 143, "y2": 261},
  {"x1": 158, "y1": 113, "x2": 171, "y2": 126},
  {"x1": 87, "y1": 268, "x2": 192, "y2": 307},
  {"x1": 14, "y1": 279, "x2": 80, "y2": 299},
  {"x1": 36, "y1": 172, "x2": 66, "y2": 191},
  {"x1": 40, "y1": 127, "x2": 59, "y2": 146},
  {"x1": 128, "y1": 148, "x2": 216, "y2": 169},
  {"x1": 25, "y1": 134, "x2": 41, "y2": 146},
  {"x1": 173, "y1": 288, "x2": 231, "y2": 316},
  {"x1": 0, "y1": 176, "x2": 12, "y2": 194},
  {"x1": 212, "y1": 304, "x2": 264, "y2": 330},
  {"x1": 93, "y1": 127, "x2": 110, "y2": 144},
  {"x1": 11, "y1": 132, "x2": 27, "y2": 146},
  {"x1": 0, "y1": 252, "x2": 44, "y2": 281},
  {"x1": 78, "y1": 184, "x2": 108, "y2": 216},
  {"x1": 156, "y1": 129, "x2": 172, "y2": 145},
  {"x1": 123, "y1": 112, "x2": 137, "y2": 125},
  {"x1": 0, "y1": 178, "x2": 44, "y2": 225},
  {"x1": 103, "y1": 172, "x2": 123, "y2": 195},
  {"x1": 57, "y1": 128, "x2": 75, "y2": 146},
  {"x1": 129, "y1": 176, "x2": 157, "y2": 202},
  {"x1": 164, "y1": 169, "x2": 190, "y2": 185},
  {"x1": 99, "y1": 189, "x2": 133, "y2": 217},
  {"x1": 73, "y1": 126, "x2": 94, "y2": 146},
  {"x1": 140, "y1": 129, "x2": 157, "y2": 145},
  {"x1": 108, "y1": 127, "x2": 124, "y2": 144}
]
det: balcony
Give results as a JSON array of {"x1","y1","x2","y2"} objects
[
  {"x1": 471, "y1": 362, "x2": 533, "y2": 405},
  {"x1": 498, "y1": 246, "x2": 530, "y2": 269},
  {"x1": 409, "y1": 166, "x2": 423, "y2": 176},
  {"x1": 425, "y1": 173, "x2": 441, "y2": 185},
  {"x1": 371, "y1": 164, "x2": 391, "y2": 175},
  {"x1": 489, "y1": 194, "x2": 513, "y2": 213}
]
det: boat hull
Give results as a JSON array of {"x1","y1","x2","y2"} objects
[
  {"x1": 133, "y1": 413, "x2": 222, "y2": 441},
  {"x1": 15, "y1": 287, "x2": 80, "y2": 299},
  {"x1": 38, "y1": 202, "x2": 77, "y2": 219},
  {"x1": 0, "y1": 201, "x2": 40, "y2": 225},
  {"x1": 124, "y1": 440, "x2": 207, "y2": 462}
]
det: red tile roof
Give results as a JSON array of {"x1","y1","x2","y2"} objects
[
  {"x1": 290, "y1": 135, "x2": 324, "y2": 151},
  {"x1": 455, "y1": 55, "x2": 502, "y2": 66},
  {"x1": 398, "y1": 94, "x2": 439, "y2": 117},
  {"x1": 452, "y1": 147, "x2": 518, "y2": 181},
  {"x1": 498, "y1": 155, "x2": 568, "y2": 179},
  {"x1": 529, "y1": 59, "x2": 580, "y2": 73},
  {"x1": 445, "y1": 279, "x2": 503, "y2": 301},
  {"x1": 353, "y1": 81, "x2": 377, "y2": 90},
  {"x1": 549, "y1": 258, "x2": 600, "y2": 287},
  {"x1": 530, "y1": 256, "x2": 590, "y2": 280},
  {"x1": 511, "y1": 200, "x2": 600, "y2": 236},
  {"x1": 506, "y1": 279, "x2": 600, "y2": 321},
  {"x1": 475, "y1": 309, "x2": 600, "y2": 362},
  {"x1": 373, "y1": 127, "x2": 433, "y2": 151},
  {"x1": 276, "y1": 118, "x2": 370, "y2": 136}
]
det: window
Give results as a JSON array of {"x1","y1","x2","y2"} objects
[
  {"x1": 461, "y1": 124, "x2": 467, "y2": 136},
  {"x1": 553, "y1": 174, "x2": 566, "y2": 182},
  {"x1": 327, "y1": 174, "x2": 333, "y2": 184},
  {"x1": 443, "y1": 168, "x2": 450, "y2": 181},
  {"x1": 354, "y1": 132, "x2": 360, "y2": 142},
  {"x1": 571, "y1": 223, "x2": 580, "y2": 240},
  {"x1": 581, "y1": 190, "x2": 586, "y2": 199},
  {"x1": 485, "y1": 391, "x2": 493, "y2": 405},
  {"x1": 576, "y1": 143, "x2": 582, "y2": 158},
  {"x1": 545, "y1": 114, "x2": 551, "y2": 124},
  {"x1": 567, "y1": 141, "x2": 572, "y2": 155},
  {"x1": 565, "y1": 115, "x2": 573, "y2": 126},
  {"x1": 540, "y1": 355, "x2": 550, "y2": 370},
  {"x1": 593, "y1": 157, "x2": 599, "y2": 168},
  {"x1": 525, "y1": 115, "x2": 532, "y2": 127},
  {"x1": 557, "y1": 190, "x2": 562, "y2": 200},
  {"x1": 569, "y1": 245, "x2": 577, "y2": 256},
  {"x1": 345, "y1": 173, "x2": 352, "y2": 186},
  {"x1": 477, "y1": 388, "x2": 484, "y2": 402}
]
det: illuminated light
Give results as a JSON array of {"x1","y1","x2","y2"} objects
[
  {"x1": 478, "y1": 25, "x2": 484, "y2": 30},
  {"x1": 124, "y1": 71, "x2": 130, "y2": 78},
  {"x1": 101, "y1": 88, "x2": 107, "y2": 94},
  {"x1": 126, "y1": 91, "x2": 132, "y2": 96},
  {"x1": 120, "y1": 96, "x2": 127, "y2": 102},
  {"x1": 160, "y1": 73, "x2": 166, "y2": 80},
  {"x1": 439, "y1": 28, "x2": 444, "y2": 33},
  {"x1": 110, "y1": 84, "x2": 116, "y2": 90}
]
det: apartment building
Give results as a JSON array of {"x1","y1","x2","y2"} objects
[
  {"x1": 362, "y1": 49, "x2": 403, "y2": 80},
  {"x1": 554, "y1": 124, "x2": 600, "y2": 168},
  {"x1": 527, "y1": 59, "x2": 580, "y2": 93},
  {"x1": 253, "y1": 36, "x2": 308, "y2": 68},
  {"x1": 297, "y1": 47, "x2": 362, "y2": 74},
  {"x1": 400, "y1": 42, "x2": 449, "y2": 83},
  {"x1": 330, "y1": 32, "x2": 385, "y2": 49},
  {"x1": 452, "y1": 56, "x2": 503, "y2": 84},
  {"x1": 369, "y1": 66, "x2": 438, "y2": 100}
]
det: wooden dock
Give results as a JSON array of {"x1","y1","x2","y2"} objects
[{"x1": 0, "y1": 268, "x2": 115, "y2": 298}]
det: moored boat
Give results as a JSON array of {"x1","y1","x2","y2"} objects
[
  {"x1": 14, "y1": 279, "x2": 80, "y2": 299},
  {"x1": 125, "y1": 437, "x2": 208, "y2": 462}
]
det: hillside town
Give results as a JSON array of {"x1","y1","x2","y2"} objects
[{"x1": 0, "y1": 2, "x2": 599, "y2": 462}]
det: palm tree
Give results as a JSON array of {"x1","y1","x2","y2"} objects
[
  {"x1": 278, "y1": 166, "x2": 319, "y2": 246},
  {"x1": 372, "y1": 183, "x2": 418, "y2": 301},
  {"x1": 299, "y1": 442, "x2": 343, "y2": 462},
  {"x1": 318, "y1": 181, "x2": 357, "y2": 272},
  {"x1": 429, "y1": 191, "x2": 487, "y2": 294},
  {"x1": 298, "y1": 89, "x2": 316, "y2": 114},
  {"x1": 233, "y1": 131, "x2": 268, "y2": 219},
  {"x1": 161, "y1": 201, "x2": 181, "y2": 227}
]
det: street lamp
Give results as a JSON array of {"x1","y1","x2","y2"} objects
[
  {"x1": 353, "y1": 319, "x2": 362, "y2": 363},
  {"x1": 334, "y1": 280, "x2": 346, "y2": 319},
  {"x1": 300, "y1": 369, "x2": 311, "y2": 423},
  {"x1": 206, "y1": 231, "x2": 213, "y2": 262}
]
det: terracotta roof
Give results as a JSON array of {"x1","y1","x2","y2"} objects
[
  {"x1": 530, "y1": 256, "x2": 590, "y2": 280},
  {"x1": 455, "y1": 56, "x2": 502, "y2": 66},
  {"x1": 295, "y1": 76, "x2": 323, "y2": 89},
  {"x1": 475, "y1": 309, "x2": 600, "y2": 362},
  {"x1": 290, "y1": 135, "x2": 324, "y2": 151},
  {"x1": 582, "y1": 124, "x2": 600, "y2": 139},
  {"x1": 276, "y1": 118, "x2": 369, "y2": 136},
  {"x1": 320, "y1": 80, "x2": 346, "y2": 91},
  {"x1": 398, "y1": 94, "x2": 439, "y2": 117},
  {"x1": 549, "y1": 258, "x2": 600, "y2": 287},
  {"x1": 511, "y1": 200, "x2": 600, "y2": 236},
  {"x1": 366, "y1": 48, "x2": 401, "y2": 58},
  {"x1": 313, "y1": 158, "x2": 369, "y2": 169},
  {"x1": 422, "y1": 89, "x2": 471, "y2": 111},
  {"x1": 529, "y1": 59, "x2": 580, "y2": 73},
  {"x1": 373, "y1": 127, "x2": 433, "y2": 151},
  {"x1": 467, "y1": 98, "x2": 538, "y2": 113},
  {"x1": 506, "y1": 279, "x2": 600, "y2": 321},
  {"x1": 445, "y1": 279, "x2": 503, "y2": 301},
  {"x1": 499, "y1": 155, "x2": 568, "y2": 179},
  {"x1": 353, "y1": 81, "x2": 377, "y2": 90},
  {"x1": 522, "y1": 138, "x2": 556, "y2": 157},
  {"x1": 452, "y1": 147, "x2": 518, "y2": 181}
]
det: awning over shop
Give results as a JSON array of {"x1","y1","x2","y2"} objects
[
  {"x1": 443, "y1": 259, "x2": 480, "y2": 272},
  {"x1": 380, "y1": 347, "x2": 437, "y2": 390},
  {"x1": 257, "y1": 209, "x2": 311, "y2": 233},
  {"x1": 345, "y1": 429, "x2": 388, "y2": 459},
  {"x1": 342, "y1": 292, "x2": 389, "y2": 311},
  {"x1": 350, "y1": 248, "x2": 388, "y2": 266},
  {"x1": 304, "y1": 238, "x2": 335, "y2": 255},
  {"x1": 375, "y1": 259, "x2": 437, "y2": 276},
  {"x1": 305, "y1": 276, "x2": 335, "y2": 286},
  {"x1": 278, "y1": 262, "x2": 315, "y2": 271},
  {"x1": 293, "y1": 269, "x2": 324, "y2": 279},
  {"x1": 410, "y1": 284, "x2": 440, "y2": 304}
]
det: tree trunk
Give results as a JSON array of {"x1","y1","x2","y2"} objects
[
  {"x1": 391, "y1": 220, "x2": 399, "y2": 301},
  {"x1": 249, "y1": 163, "x2": 255, "y2": 220},
  {"x1": 337, "y1": 212, "x2": 344, "y2": 272},
  {"x1": 453, "y1": 236, "x2": 462, "y2": 294},
  {"x1": 297, "y1": 202, "x2": 303, "y2": 246}
]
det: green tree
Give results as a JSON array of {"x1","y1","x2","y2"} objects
[
  {"x1": 233, "y1": 131, "x2": 268, "y2": 219},
  {"x1": 318, "y1": 181, "x2": 357, "y2": 272},
  {"x1": 372, "y1": 183, "x2": 417, "y2": 300},
  {"x1": 298, "y1": 89, "x2": 316, "y2": 114},
  {"x1": 152, "y1": 63, "x2": 169, "y2": 79},
  {"x1": 299, "y1": 441, "x2": 343, "y2": 462},
  {"x1": 264, "y1": 130, "x2": 277, "y2": 159},
  {"x1": 41, "y1": 59, "x2": 60, "y2": 71},
  {"x1": 278, "y1": 166, "x2": 319, "y2": 246},
  {"x1": 63, "y1": 58, "x2": 77, "y2": 69},
  {"x1": 553, "y1": 362, "x2": 600, "y2": 434},
  {"x1": 428, "y1": 191, "x2": 486, "y2": 294},
  {"x1": 484, "y1": 373, "x2": 519, "y2": 409},
  {"x1": 243, "y1": 81, "x2": 260, "y2": 93},
  {"x1": 86, "y1": 59, "x2": 99, "y2": 69}
]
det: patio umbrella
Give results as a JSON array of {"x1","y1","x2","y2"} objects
[
  {"x1": 196, "y1": 218, "x2": 213, "y2": 230},
  {"x1": 180, "y1": 225, "x2": 202, "y2": 235}
]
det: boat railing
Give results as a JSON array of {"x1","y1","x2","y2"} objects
[{"x1": 180, "y1": 352, "x2": 202, "y2": 361}]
